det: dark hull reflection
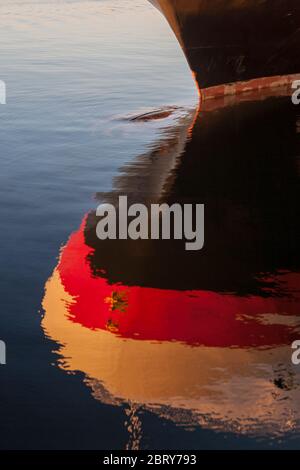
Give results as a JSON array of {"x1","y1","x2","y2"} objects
[
  {"x1": 42, "y1": 86, "x2": 300, "y2": 441},
  {"x1": 86, "y1": 88, "x2": 300, "y2": 296}
]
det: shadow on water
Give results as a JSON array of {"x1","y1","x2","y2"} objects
[{"x1": 42, "y1": 86, "x2": 300, "y2": 449}]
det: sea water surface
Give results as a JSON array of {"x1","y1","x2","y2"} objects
[{"x1": 1, "y1": 0, "x2": 300, "y2": 450}]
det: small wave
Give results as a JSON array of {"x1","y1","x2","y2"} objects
[{"x1": 119, "y1": 105, "x2": 185, "y2": 123}]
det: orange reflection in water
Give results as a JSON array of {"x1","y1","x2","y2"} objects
[
  {"x1": 42, "y1": 217, "x2": 300, "y2": 437},
  {"x1": 42, "y1": 88, "x2": 300, "y2": 440}
]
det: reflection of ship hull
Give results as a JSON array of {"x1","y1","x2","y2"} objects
[
  {"x1": 45, "y1": 222, "x2": 300, "y2": 347},
  {"x1": 43, "y1": 218, "x2": 300, "y2": 437},
  {"x1": 42, "y1": 228, "x2": 300, "y2": 437},
  {"x1": 42, "y1": 88, "x2": 300, "y2": 438},
  {"x1": 87, "y1": 88, "x2": 300, "y2": 295},
  {"x1": 149, "y1": 0, "x2": 300, "y2": 94}
]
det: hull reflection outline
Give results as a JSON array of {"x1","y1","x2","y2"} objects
[{"x1": 42, "y1": 88, "x2": 300, "y2": 439}]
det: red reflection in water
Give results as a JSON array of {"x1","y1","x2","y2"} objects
[{"x1": 58, "y1": 218, "x2": 300, "y2": 348}]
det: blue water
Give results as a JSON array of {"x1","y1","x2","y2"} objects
[{"x1": 0, "y1": 0, "x2": 199, "y2": 450}]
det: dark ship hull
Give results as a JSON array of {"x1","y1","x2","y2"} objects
[{"x1": 150, "y1": 0, "x2": 300, "y2": 95}]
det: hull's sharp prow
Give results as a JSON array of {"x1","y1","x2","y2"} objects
[{"x1": 149, "y1": 0, "x2": 300, "y2": 97}]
